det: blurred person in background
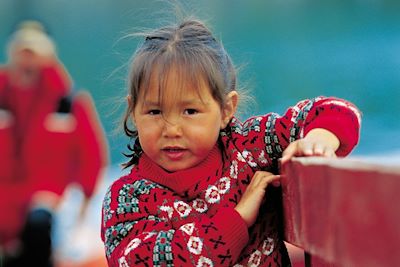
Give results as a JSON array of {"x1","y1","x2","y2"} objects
[{"x1": 0, "y1": 20, "x2": 108, "y2": 267}]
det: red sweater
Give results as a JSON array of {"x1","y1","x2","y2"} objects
[{"x1": 101, "y1": 97, "x2": 361, "y2": 266}]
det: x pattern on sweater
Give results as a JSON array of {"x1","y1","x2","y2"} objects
[{"x1": 101, "y1": 97, "x2": 361, "y2": 267}]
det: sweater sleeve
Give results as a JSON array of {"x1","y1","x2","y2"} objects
[
  {"x1": 300, "y1": 97, "x2": 361, "y2": 156},
  {"x1": 101, "y1": 177, "x2": 249, "y2": 267},
  {"x1": 226, "y1": 96, "x2": 361, "y2": 169}
]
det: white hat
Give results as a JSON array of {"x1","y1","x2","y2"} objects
[{"x1": 7, "y1": 20, "x2": 56, "y2": 57}]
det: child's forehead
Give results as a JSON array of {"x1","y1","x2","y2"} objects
[
  {"x1": 141, "y1": 66, "x2": 210, "y2": 100},
  {"x1": 150, "y1": 64, "x2": 204, "y2": 85}
]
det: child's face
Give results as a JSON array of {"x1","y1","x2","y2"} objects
[{"x1": 132, "y1": 69, "x2": 233, "y2": 172}]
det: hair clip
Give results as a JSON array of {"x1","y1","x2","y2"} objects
[{"x1": 145, "y1": 36, "x2": 168, "y2": 41}]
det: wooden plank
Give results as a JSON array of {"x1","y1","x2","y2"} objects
[{"x1": 281, "y1": 157, "x2": 400, "y2": 267}]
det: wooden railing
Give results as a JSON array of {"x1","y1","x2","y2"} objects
[{"x1": 281, "y1": 157, "x2": 400, "y2": 267}]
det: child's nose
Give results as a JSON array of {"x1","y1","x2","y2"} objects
[{"x1": 162, "y1": 119, "x2": 183, "y2": 138}]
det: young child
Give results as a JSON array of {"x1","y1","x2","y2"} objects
[{"x1": 101, "y1": 19, "x2": 361, "y2": 266}]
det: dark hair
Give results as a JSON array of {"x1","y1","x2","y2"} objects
[{"x1": 122, "y1": 18, "x2": 237, "y2": 168}]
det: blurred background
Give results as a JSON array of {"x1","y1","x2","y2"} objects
[
  {"x1": 1, "y1": 0, "x2": 399, "y2": 266},
  {"x1": 2, "y1": 0, "x2": 400, "y2": 163}
]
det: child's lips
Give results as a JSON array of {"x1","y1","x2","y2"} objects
[{"x1": 162, "y1": 147, "x2": 186, "y2": 160}]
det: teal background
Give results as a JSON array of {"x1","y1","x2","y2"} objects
[{"x1": 1, "y1": 0, "x2": 400, "y2": 165}]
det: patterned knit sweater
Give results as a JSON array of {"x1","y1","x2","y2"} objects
[{"x1": 101, "y1": 97, "x2": 361, "y2": 267}]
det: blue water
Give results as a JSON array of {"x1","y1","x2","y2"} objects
[{"x1": 1, "y1": 0, "x2": 400, "y2": 164}]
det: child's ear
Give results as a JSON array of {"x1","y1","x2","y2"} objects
[{"x1": 221, "y1": 91, "x2": 238, "y2": 129}]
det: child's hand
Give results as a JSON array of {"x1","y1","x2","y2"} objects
[
  {"x1": 281, "y1": 128, "x2": 340, "y2": 164},
  {"x1": 235, "y1": 171, "x2": 281, "y2": 227}
]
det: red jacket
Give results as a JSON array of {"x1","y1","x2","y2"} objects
[{"x1": 0, "y1": 64, "x2": 108, "y2": 246}]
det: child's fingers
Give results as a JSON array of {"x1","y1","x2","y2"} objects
[
  {"x1": 271, "y1": 176, "x2": 282, "y2": 187},
  {"x1": 281, "y1": 142, "x2": 297, "y2": 164},
  {"x1": 313, "y1": 143, "x2": 325, "y2": 155},
  {"x1": 282, "y1": 140, "x2": 312, "y2": 164},
  {"x1": 252, "y1": 171, "x2": 281, "y2": 187},
  {"x1": 264, "y1": 173, "x2": 281, "y2": 187},
  {"x1": 236, "y1": 171, "x2": 281, "y2": 227},
  {"x1": 282, "y1": 141, "x2": 338, "y2": 164},
  {"x1": 322, "y1": 147, "x2": 337, "y2": 158},
  {"x1": 311, "y1": 144, "x2": 337, "y2": 158}
]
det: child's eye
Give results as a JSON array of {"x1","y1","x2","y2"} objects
[
  {"x1": 184, "y1": 109, "x2": 198, "y2": 115},
  {"x1": 148, "y1": 109, "x2": 161, "y2": 115}
]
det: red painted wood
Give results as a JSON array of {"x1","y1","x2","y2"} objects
[{"x1": 281, "y1": 157, "x2": 400, "y2": 267}]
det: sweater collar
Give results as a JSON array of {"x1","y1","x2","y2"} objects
[{"x1": 136, "y1": 146, "x2": 223, "y2": 195}]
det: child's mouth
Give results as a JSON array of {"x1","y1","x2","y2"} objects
[{"x1": 162, "y1": 147, "x2": 186, "y2": 159}]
